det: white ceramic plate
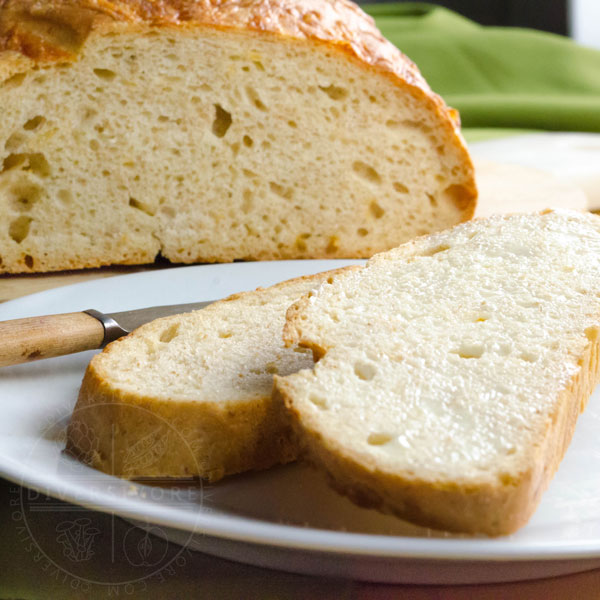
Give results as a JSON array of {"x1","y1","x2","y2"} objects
[{"x1": 1, "y1": 260, "x2": 600, "y2": 585}]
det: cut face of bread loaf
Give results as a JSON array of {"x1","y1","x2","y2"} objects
[
  {"x1": 0, "y1": 0, "x2": 475, "y2": 273},
  {"x1": 276, "y1": 210, "x2": 600, "y2": 535},
  {"x1": 67, "y1": 270, "x2": 345, "y2": 482}
]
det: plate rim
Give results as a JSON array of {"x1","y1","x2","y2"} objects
[{"x1": 3, "y1": 455, "x2": 600, "y2": 562}]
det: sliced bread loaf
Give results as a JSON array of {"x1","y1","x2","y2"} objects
[
  {"x1": 0, "y1": 0, "x2": 475, "y2": 273},
  {"x1": 66, "y1": 269, "x2": 349, "y2": 481},
  {"x1": 275, "y1": 210, "x2": 600, "y2": 535}
]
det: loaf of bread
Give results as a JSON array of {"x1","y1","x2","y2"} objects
[
  {"x1": 275, "y1": 210, "x2": 600, "y2": 535},
  {"x1": 0, "y1": 0, "x2": 476, "y2": 273},
  {"x1": 67, "y1": 270, "x2": 348, "y2": 481}
]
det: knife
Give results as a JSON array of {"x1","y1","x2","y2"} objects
[{"x1": 0, "y1": 301, "x2": 213, "y2": 368}]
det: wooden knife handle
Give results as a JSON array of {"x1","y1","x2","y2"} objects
[{"x1": 0, "y1": 312, "x2": 105, "y2": 367}]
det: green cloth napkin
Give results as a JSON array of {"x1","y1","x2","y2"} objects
[{"x1": 365, "y1": 2, "x2": 600, "y2": 137}]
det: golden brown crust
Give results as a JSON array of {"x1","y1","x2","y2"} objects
[
  {"x1": 0, "y1": 0, "x2": 470, "y2": 155},
  {"x1": 0, "y1": 0, "x2": 427, "y2": 86},
  {"x1": 68, "y1": 360, "x2": 298, "y2": 481}
]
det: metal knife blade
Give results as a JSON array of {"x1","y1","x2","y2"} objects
[{"x1": 85, "y1": 301, "x2": 215, "y2": 347}]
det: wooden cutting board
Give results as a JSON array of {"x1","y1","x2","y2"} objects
[
  {"x1": 0, "y1": 160, "x2": 590, "y2": 303},
  {"x1": 474, "y1": 159, "x2": 588, "y2": 218}
]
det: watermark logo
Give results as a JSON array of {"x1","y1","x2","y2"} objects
[
  {"x1": 11, "y1": 400, "x2": 206, "y2": 594},
  {"x1": 123, "y1": 526, "x2": 169, "y2": 568},
  {"x1": 56, "y1": 518, "x2": 101, "y2": 562}
]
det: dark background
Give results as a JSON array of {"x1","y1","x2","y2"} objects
[{"x1": 360, "y1": 0, "x2": 568, "y2": 35}]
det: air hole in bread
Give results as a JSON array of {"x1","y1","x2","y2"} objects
[
  {"x1": 369, "y1": 201, "x2": 385, "y2": 219},
  {"x1": 3, "y1": 153, "x2": 50, "y2": 177},
  {"x1": 159, "y1": 323, "x2": 180, "y2": 343},
  {"x1": 352, "y1": 161, "x2": 381, "y2": 185},
  {"x1": 354, "y1": 361, "x2": 377, "y2": 381},
  {"x1": 3, "y1": 72, "x2": 26, "y2": 89},
  {"x1": 427, "y1": 193, "x2": 438, "y2": 207},
  {"x1": 242, "y1": 135, "x2": 253, "y2": 147},
  {"x1": 28, "y1": 153, "x2": 51, "y2": 177},
  {"x1": 93, "y1": 68, "x2": 117, "y2": 81},
  {"x1": 1, "y1": 153, "x2": 25, "y2": 173},
  {"x1": 245, "y1": 86, "x2": 267, "y2": 111},
  {"x1": 309, "y1": 394, "x2": 328, "y2": 409},
  {"x1": 269, "y1": 182, "x2": 292, "y2": 199},
  {"x1": 367, "y1": 432, "x2": 393, "y2": 446},
  {"x1": 499, "y1": 472, "x2": 515, "y2": 486},
  {"x1": 326, "y1": 236, "x2": 340, "y2": 254},
  {"x1": 402, "y1": 119, "x2": 432, "y2": 134},
  {"x1": 219, "y1": 331, "x2": 233, "y2": 339},
  {"x1": 454, "y1": 342, "x2": 484, "y2": 359},
  {"x1": 129, "y1": 197, "x2": 155, "y2": 216},
  {"x1": 393, "y1": 182, "x2": 409, "y2": 194},
  {"x1": 585, "y1": 326, "x2": 599, "y2": 342},
  {"x1": 517, "y1": 300, "x2": 540, "y2": 309},
  {"x1": 253, "y1": 60, "x2": 265, "y2": 71},
  {"x1": 318, "y1": 84, "x2": 348, "y2": 101},
  {"x1": 287, "y1": 120, "x2": 298, "y2": 128},
  {"x1": 293, "y1": 346, "x2": 310, "y2": 355},
  {"x1": 357, "y1": 228, "x2": 368, "y2": 237},
  {"x1": 22, "y1": 115, "x2": 46, "y2": 131},
  {"x1": 265, "y1": 362, "x2": 278, "y2": 374},
  {"x1": 10, "y1": 182, "x2": 42, "y2": 211},
  {"x1": 211, "y1": 104, "x2": 232, "y2": 138},
  {"x1": 5, "y1": 132, "x2": 26, "y2": 151},
  {"x1": 81, "y1": 107, "x2": 98, "y2": 123},
  {"x1": 422, "y1": 244, "x2": 450, "y2": 257},
  {"x1": 443, "y1": 184, "x2": 472, "y2": 211},
  {"x1": 9, "y1": 216, "x2": 32, "y2": 244},
  {"x1": 24, "y1": 254, "x2": 34, "y2": 269},
  {"x1": 519, "y1": 351, "x2": 539, "y2": 363},
  {"x1": 295, "y1": 233, "x2": 311, "y2": 251},
  {"x1": 57, "y1": 189, "x2": 72, "y2": 204},
  {"x1": 89, "y1": 139, "x2": 100, "y2": 151}
]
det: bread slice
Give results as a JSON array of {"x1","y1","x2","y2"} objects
[
  {"x1": 66, "y1": 269, "x2": 348, "y2": 482},
  {"x1": 0, "y1": 0, "x2": 475, "y2": 273},
  {"x1": 275, "y1": 210, "x2": 600, "y2": 535}
]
